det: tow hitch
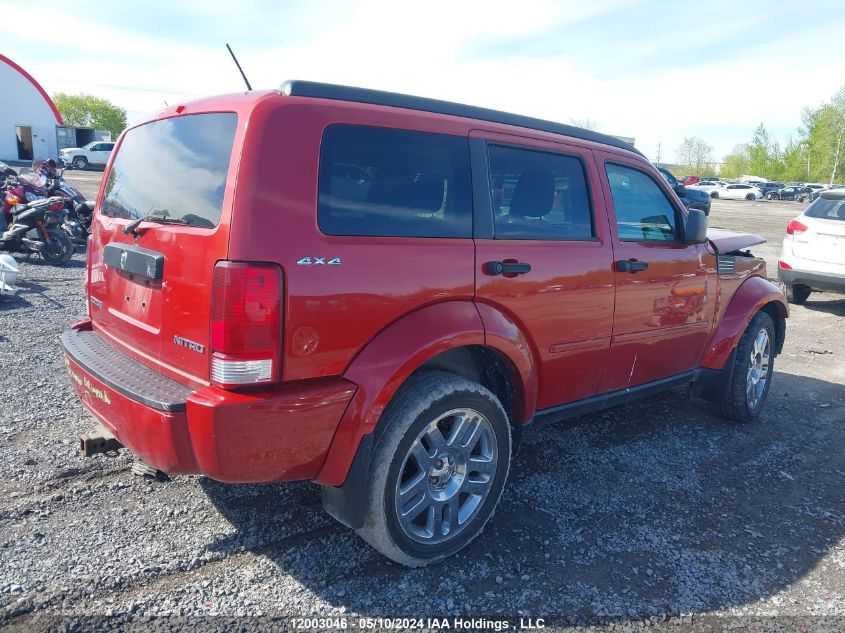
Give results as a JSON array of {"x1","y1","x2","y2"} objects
[{"x1": 80, "y1": 425, "x2": 123, "y2": 457}]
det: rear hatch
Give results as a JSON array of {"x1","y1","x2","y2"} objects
[
  {"x1": 792, "y1": 196, "x2": 845, "y2": 265},
  {"x1": 87, "y1": 112, "x2": 239, "y2": 386}
]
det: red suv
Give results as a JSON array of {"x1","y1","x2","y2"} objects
[{"x1": 62, "y1": 81, "x2": 788, "y2": 566}]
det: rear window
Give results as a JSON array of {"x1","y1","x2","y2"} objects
[
  {"x1": 101, "y1": 113, "x2": 238, "y2": 228},
  {"x1": 805, "y1": 196, "x2": 845, "y2": 221},
  {"x1": 318, "y1": 125, "x2": 472, "y2": 238}
]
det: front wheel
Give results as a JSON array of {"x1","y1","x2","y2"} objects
[
  {"x1": 356, "y1": 371, "x2": 511, "y2": 566},
  {"x1": 72, "y1": 157, "x2": 88, "y2": 170},
  {"x1": 746, "y1": 193, "x2": 756, "y2": 200},
  {"x1": 714, "y1": 311, "x2": 776, "y2": 423},
  {"x1": 710, "y1": 191, "x2": 719, "y2": 199},
  {"x1": 41, "y1": 228, "x2": 74, "y2": 264}
]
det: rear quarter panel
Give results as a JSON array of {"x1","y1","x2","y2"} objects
[{"x1": 229, "y1": 97, "x2": 480, "y2": 382}]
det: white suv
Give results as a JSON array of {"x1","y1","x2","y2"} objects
[
  {"x1": 59, "y1": 141, "x2": 115, "y2": 170},
  {"x1": 778, "y1": 190, "x2": 845, "y2": 303}
]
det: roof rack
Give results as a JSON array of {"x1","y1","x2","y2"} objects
[{"x1": 279, "y1": 80, "x2": 643, "y2": 157}]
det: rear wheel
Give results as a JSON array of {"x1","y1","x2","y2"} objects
[
  {"x1": 41, "y1": 229, "x2": 74, "y2": 264},
  {"x1": 784, "y1": 283, "x2": 811, "y2": 305},
  {"x1": 714, "y1": 311, "x2": 776, "y2": 423},
  {"x1": 72, "y1": 156, "x2": 88, "y2": 170},
  {"x1": 710, "y1": 191, "x2": 719, "y2": 199},
  {"x1": 356, "y1": 371, "x2": 511, "y2": 566}
]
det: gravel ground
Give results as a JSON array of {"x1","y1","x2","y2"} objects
[{"x1": 1, "y1": 175, "x2": 843, "y2": 631}]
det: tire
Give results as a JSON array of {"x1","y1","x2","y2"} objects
[
  {"x1": 710, "y1": 191, "x2": 719, "y2": 199},
  {"x1": 714, "y1": 311, "x2": 776, "y2": 423},
  {"x1": 72, "y1": 156, "x2": 88, "y2": 170},
  {"x1": 356, "y1": 371, "x2": 512, "y2": 567},
  {"x1": 745, "y1": 193, "x2": 756, "y2": 200},
  {"x1": 784, "y1": 283, "x2": 811, "y2": 305},
  {"x1": 41, "y1": 228, "x2": 74, "y2": 264}
]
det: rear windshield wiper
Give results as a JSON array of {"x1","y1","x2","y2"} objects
[{"x1": 123, "y1": 215, "x2": 190, "y2": 236}]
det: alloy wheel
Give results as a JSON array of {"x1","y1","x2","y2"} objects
[
  {"x1": 394, "y1": 408, "x2": 497, "y2": 545},
  {"x1": 746, "y1": 328, "x2": 771, "y2": 409}
]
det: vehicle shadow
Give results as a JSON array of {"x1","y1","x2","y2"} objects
[
  {"x1": 801, "y1": 296, "x2": 845, "y2": 317},
  {"x1": 201, "y1": 370, "x2": 844, "y2": 621}
]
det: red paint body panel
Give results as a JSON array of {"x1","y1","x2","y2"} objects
[
  {"x1": 702, "y1": 275, "x2": 788, "y2": 370},
  {"x1": 472, "y1": 131, "x2": 615, "y2": 408},
  {"x1": 592, "y1": 150, "x2": 717, "y2": 390},
  {"x1": 67, "y1": 88, "x2": 788, "y2": 489},
  {"x1": 64, "y1": 322, "x2": 356, "y2": 482},
  {"x1": 315, "y1": 301, "x2": 485, "y2": 486},
  {"x1": 186, "y1": 379, "x2": 356, "y2": 482},
  {"x1": 64, "y1": 350, "x2": 197, "y2": 474}
]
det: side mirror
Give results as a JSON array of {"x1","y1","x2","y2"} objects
[
  {"x1": 674, "y1": 184, "x2": 687, "y2": 197},
  {"x1": 685, "y1": 208, "x2": 708, "y2": 243}
]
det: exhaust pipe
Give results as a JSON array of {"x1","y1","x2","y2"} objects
[{"x1": 80, "y1": 425, "x2": 123, "y2": 457}]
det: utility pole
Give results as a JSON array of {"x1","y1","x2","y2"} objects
[{"x1": 656, "y1": 142, "x2": 662, "y2": 167}]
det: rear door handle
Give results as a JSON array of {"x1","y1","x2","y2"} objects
[
  {"x1": 616, "y1": 259, "x2": 649, "y2": 273},
  {"x1": 485, "y1": 261, "x2": 532, "y2": 276}
]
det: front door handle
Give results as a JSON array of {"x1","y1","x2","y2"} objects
[
  {"x1": 485, "y1": 260, "x2": 532, "y2": 276},
  {"x1": 616, "y1": 259, "x2": 649, "y2": 273}
]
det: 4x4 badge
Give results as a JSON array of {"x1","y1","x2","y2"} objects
[{"x1": 296, "y1": 257, "x2": 341, "y2": 266}]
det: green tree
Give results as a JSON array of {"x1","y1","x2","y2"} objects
[
  {"x1": 53, "y1": 93, "x2": 127, "y2": 139},
  {"x1": 780, "y1": 138, "x2": 809, "y2": 182},
  {"x1": 720, "y1": 144, "x2": 750, "y2": 178}
]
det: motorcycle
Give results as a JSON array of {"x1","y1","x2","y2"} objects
[
  {"x1": 34, "y1": 159, "x2": 94, "y2": 244},
  {"x1": 0, "y1": 160, "x2": 16, "y2": 180},
  {"x1": 0, "y1": 190, "x2": 74, "y2": 265}
]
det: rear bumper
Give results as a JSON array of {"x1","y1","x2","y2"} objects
[
  {"x1": 777, "y1": 267, "x2": 845, "y2": 294},
  {"x1": 62, "y1": 322, "x2": 357, "y2": 482}
]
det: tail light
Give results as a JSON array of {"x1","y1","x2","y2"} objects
[
  {"x1": 210, "y1": 261, "x2": 282, "y2": 388},
  {"x1": 786, "y1": 219, "x2": 808, "y2": 235},
  {"x1": 778, "y1": 260, "x2": 792, "y2": 270}
]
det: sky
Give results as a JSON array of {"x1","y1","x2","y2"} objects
[{"x1": 2, "y1": 0, "x2": 844, "y2": 164}]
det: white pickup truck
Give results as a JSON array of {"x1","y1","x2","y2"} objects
[{"x1": 59, "y1": 141, "x2": 115, "y2": 170}]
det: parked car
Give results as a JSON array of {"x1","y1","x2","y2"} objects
[
  {"x1": 757, "y1": 182, "x2": 785, "y2": 197},
  {"x1": 711, "y1": 183, "x2": 764, "y2": 200},
  {"x1": 681, "y1": 175, "x2": 700, "y2": 185},
  {"x1": 778, "y1": 190, "x2": 845, "y2": 303},
  {"x1": 60, "y1": 81, "x2": 788, "y2": 566},
  {"x1": 769, "y1": 186, "x2": 811, "y2": 201},
  {"x1": 687, "y1": 181, "x2": 723, "y2": 196},
  {"x1": 59, "y1": 141, "x2": 115, "y2": 170},
  {"x1": 656, "y1": 167, "x2": 712, "y2": 215}
]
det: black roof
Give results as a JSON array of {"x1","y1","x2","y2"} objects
[{"x1": 279, "y1": 80, "x2": 643, "y2": 157}]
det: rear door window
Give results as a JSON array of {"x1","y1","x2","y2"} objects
[
  {"x1": 487, "y1": 145, "x2": 594, "y2": 240},
  {"x1": 318, "y1": 125, "x2": 472, "y2": 238},
  {"x1": 101, "y1": 113, "x2": 238, "y2": 228}
]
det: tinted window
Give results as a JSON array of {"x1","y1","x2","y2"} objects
[
  {"x1": 103, "y1": 143, "x2": 114, "y2": 151},
  {"x1": 101, "y1": 113, "x2": 237, "y2": 228},
  {"x1": 805, "y1": 196, "x2": 845, "y2": 221},
  {"x1": 605, "y1": 163, "x2": 678, "y2": 242},
  {"x1": 318, "y1": 125, "x2": 471, "y2": 238},
  {"x1": 488, "y1": 145, "x2": 593, "y2": 240}
]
